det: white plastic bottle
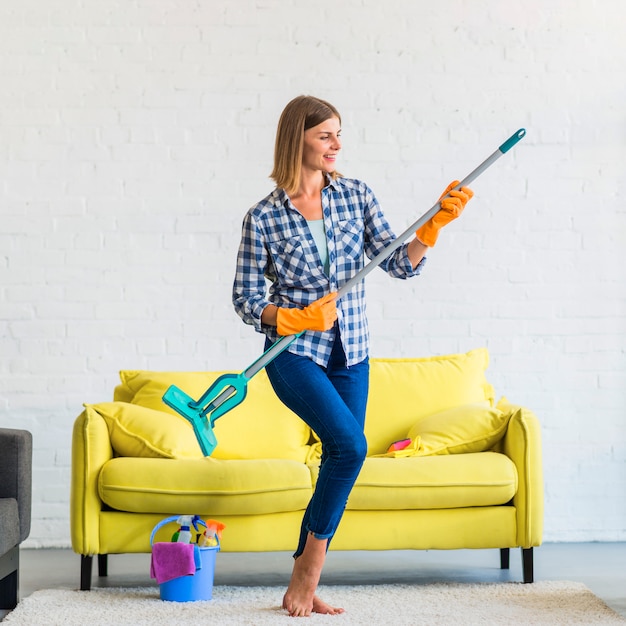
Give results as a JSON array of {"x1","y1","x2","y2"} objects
[{"x1": 173, "y1": 515, "x2": 194, "y2": 543}]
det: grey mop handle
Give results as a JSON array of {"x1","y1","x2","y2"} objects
[
  {"x1": 243, "y1": 129, "x2": 526, "y2": 380},
  {"x1": 338, "y1": 128, "x2": 526, "y2": 296}
]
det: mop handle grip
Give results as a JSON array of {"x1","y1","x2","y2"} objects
[
  {"x1": 244, "y1": 129, "x2": 526, "y2": 379},
  {"x1": 499, "y1": 128, "x2": 526, "y2": 153}
]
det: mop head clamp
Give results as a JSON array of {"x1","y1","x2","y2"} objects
[{"x1": 162, "y1": 372, "x2": 249, "y2": 456}]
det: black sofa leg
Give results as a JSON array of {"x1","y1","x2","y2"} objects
[
  {"x1": 522, "y1": 547, "x2": 534, "y2": 583},
  {"x1": 0, "y1": 546, "x2": 19, "y2": 610},
  {"x1": 0, "y1": 570, "x2": 18, "y2": 610},
  {"x1": 80, "y1": 555, "x2": 93, "y2": 591},
  {"x1": 500, "y1": 548, "x2": 510, "y2": 570},
  {"x1": 98, "y1": 554, "x2": 108, "y2": 577}
]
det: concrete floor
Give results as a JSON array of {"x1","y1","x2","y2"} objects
[{"x1": 2, "y1": 543, "x2": 625, "y2": 620}]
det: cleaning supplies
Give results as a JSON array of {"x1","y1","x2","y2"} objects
[
  {"x1": 197, "y1": 519, "x2": 226, "y2": 548},
  {"x1": 150, "y1": 515, "x2": 224, "y2": 602},
  {"x1": 171, "y1": 515, "x2": 204, "y2": 543}
]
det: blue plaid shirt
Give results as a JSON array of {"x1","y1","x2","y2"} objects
[{"x1": 232, "y1": 176, "x2": 426, "y2": 367}]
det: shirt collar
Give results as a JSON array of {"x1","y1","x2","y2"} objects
[
  {"x1": 273, "y1": 175, "x2": 341, "y2": 210},
  {"x1": 324, "y1": 173, "x2": 341, "y2": 191}
]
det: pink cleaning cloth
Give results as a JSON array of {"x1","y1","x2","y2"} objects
[{"x1": 150, "y1": 542, "x2": 198, "y2": 584}]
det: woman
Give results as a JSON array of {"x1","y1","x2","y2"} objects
[{"x1": 232, "y1": 95, "x2": 473, "y2": 617}]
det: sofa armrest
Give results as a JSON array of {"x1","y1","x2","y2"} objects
[
  {"x1": 500, "y1": 404, "x2": 544, "y2": 548},
  {"x1": 0, "y1": 428, "x2": 32, "y2": 543},
  {"x1": 70, "y1": 406, "x2": 113, "y2": 555}
]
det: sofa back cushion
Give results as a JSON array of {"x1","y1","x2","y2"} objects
[
  {"x1": 365, "y1": 348, "x2": 495, "y2": 455},
  {"x1": 115, "y1": 369, "x2": 312, "y2": 462},
  {"x1": 114, "y1": 348, "x2": 494, "y2": 461}
]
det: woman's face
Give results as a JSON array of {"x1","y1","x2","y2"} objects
[{"x1": 302, "y1": 116, "x2": 342, "y2": 176}]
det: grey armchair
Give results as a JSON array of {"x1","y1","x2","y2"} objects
[{"x1": 0, "y1": 428, "x2": 32, "y2": 609}]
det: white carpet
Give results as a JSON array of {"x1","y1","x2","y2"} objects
[{"x1": 3, "y1": 582, "x2": 625, "y2": 625}]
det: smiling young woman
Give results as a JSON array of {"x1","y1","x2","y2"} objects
[
  {"x1": 232, "y1": 95, "x2": 473, "y2": 616},
  {"x1": 269, "y1": 96, "x2": 343, "y2": 197}
]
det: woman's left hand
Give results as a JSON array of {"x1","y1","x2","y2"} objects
[{"x1": 415, "y1": 180, "x2": 474, "y2": 247}]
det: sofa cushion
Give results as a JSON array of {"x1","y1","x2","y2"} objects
[
  {"x1": 0, "y1": 498, "x2": 20, "y2": 555},
  {"x1": 115, "y1": 369, "x2": 312, "y2": 462},
  {"x1": 365, "y1": 348, "x2": 496, "y2": 455},
  {"x1": 347, "y1": 452, "x2": 517, "y2": 510},
  {"x1": 98, "y1": 457, "x2": 313, "y2": 516},
  {"x1": 406, "y1": 404, "x2": 510, "y2": 456},
  {"x1": 87, "y1": 402, "x2": 203, "y2": 459}
]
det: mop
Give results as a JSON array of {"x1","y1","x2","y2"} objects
[{"x1": 163, "y1": 128, "x2": 527, "y2": 456}]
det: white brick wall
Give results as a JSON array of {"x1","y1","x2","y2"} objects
[{"x1": 1, "y1": 0, "x2": 624, "y2": 546}]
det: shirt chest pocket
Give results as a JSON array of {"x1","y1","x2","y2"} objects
[
  {"x1": 337, "y1": 218, "x2": 364, "y2": 260},
  {"x1": 267, "y1": 236, "x2": 326, "y2": 289}
]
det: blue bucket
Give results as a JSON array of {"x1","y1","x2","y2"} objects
[{"x1": 150, "y1": 516, "x2": 220, "y2": 602}]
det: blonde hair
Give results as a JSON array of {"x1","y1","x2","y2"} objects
[{"x1": 270, "y1": 95, "x2": 342, "y2": 195}]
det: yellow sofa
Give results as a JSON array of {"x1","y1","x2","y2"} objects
[{"x1": 71, "y1": 348, "x2": 543, "y2": 590}]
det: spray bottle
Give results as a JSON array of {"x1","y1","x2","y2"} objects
[
  {"x1": 197, "y1": 519, "x2": 226, "y2": 547},
  {"x1": 171, "y1": 515, "x2": 204, "y2": 543}
]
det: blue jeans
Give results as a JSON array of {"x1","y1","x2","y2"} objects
[{"x1": 264, "y1": 330, "x2": 369, "y2": 558}]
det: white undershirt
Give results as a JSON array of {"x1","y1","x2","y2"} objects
[{"x1": 306, "y1": 219, "x2": 329, "y2": 275}]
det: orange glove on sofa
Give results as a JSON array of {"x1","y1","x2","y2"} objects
[
  {"x1": 416, "y1": 180, "x2": 474, "y2": 247},
  {"x1": 276, "y1": 292, "x2": 338, "y2": 336}
]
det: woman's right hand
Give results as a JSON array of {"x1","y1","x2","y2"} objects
[{"x1": 276, "y1": 293, "x2": 338, "y2": 336}]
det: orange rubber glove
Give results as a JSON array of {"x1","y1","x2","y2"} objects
[
  {"x1": 276, "y1": 292, "x2": 338, "y2": 336},
  {"x1": 415, "y1": 180, "x2": 474, "y2": 247}
]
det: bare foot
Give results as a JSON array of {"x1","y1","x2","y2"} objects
[
  {"x1": 283, "y1": 592, "x2": 345, "y2": 617},
  {"x1": 312, "y1": 594, "x2": 345, "y2": 615},
  {"x1": 282, "y1": 534, "x2": 329, "y2": 617}
]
